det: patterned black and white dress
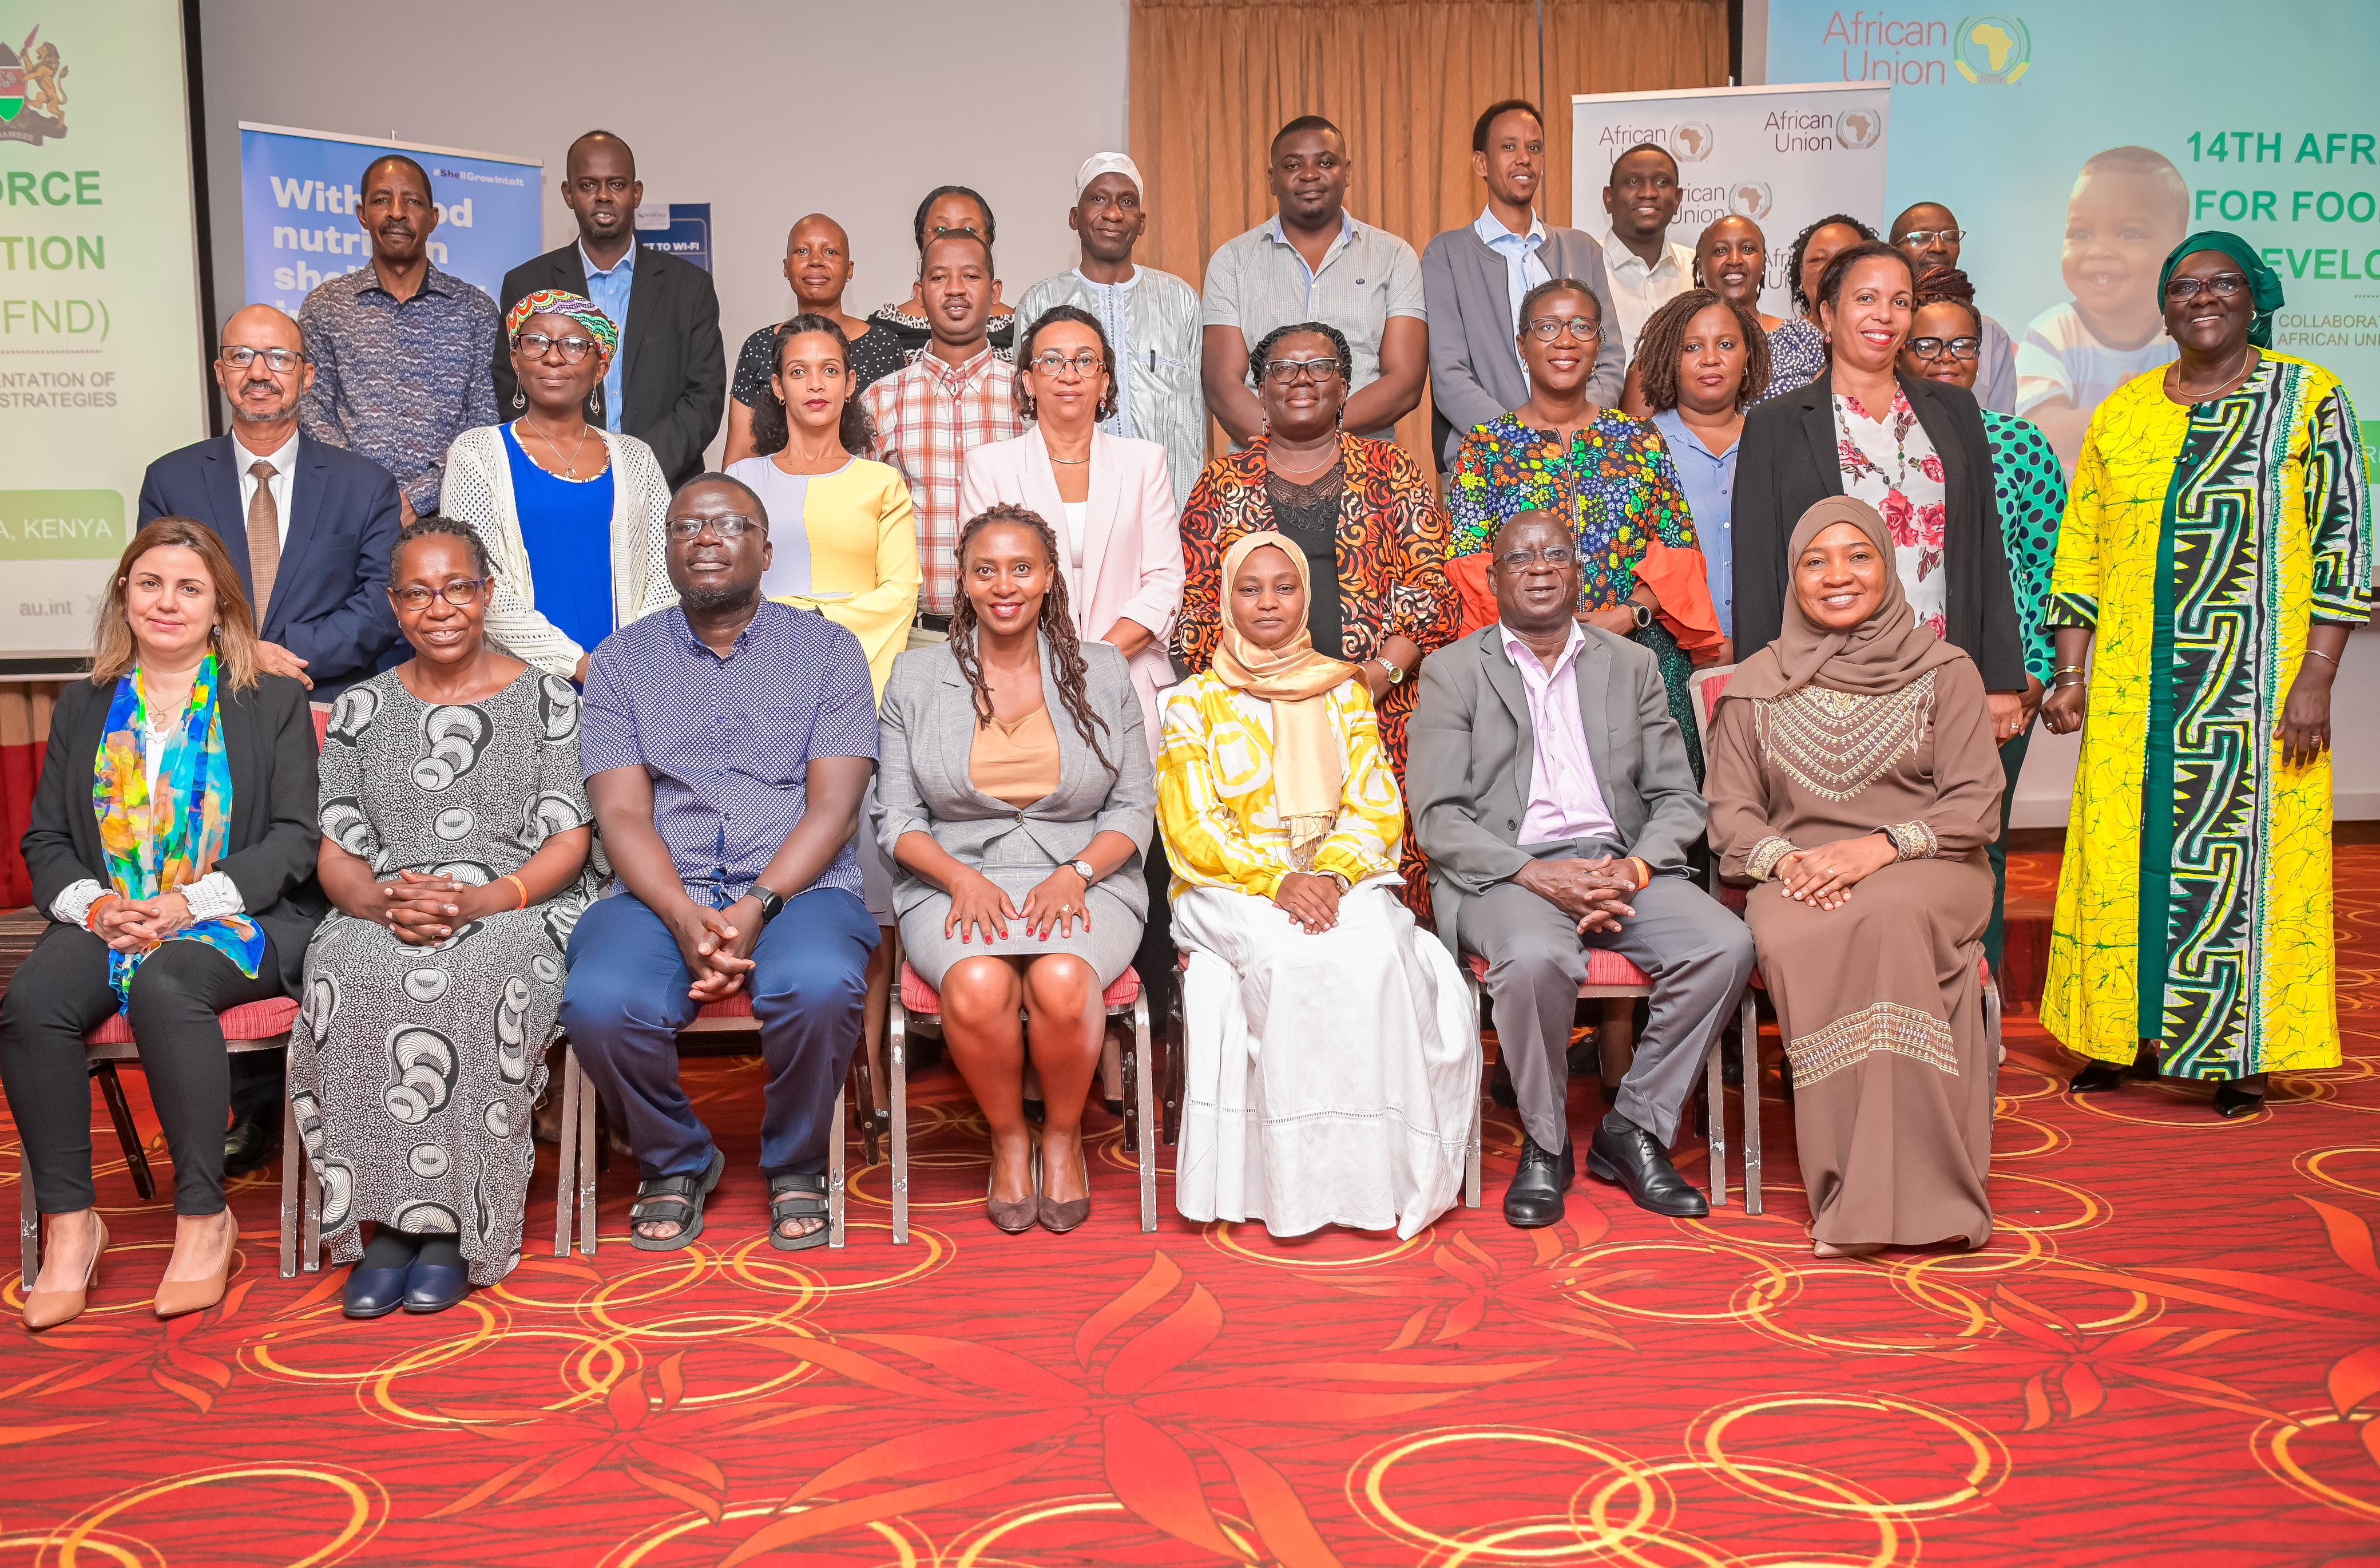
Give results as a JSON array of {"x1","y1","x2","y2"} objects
[{"x1": 291, "y1": 668, "x2": 598, "y2": 1284}]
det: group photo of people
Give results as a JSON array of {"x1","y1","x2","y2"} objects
[{"x1": 5, "y1": 92, "x2": 2369, "y2": 1342}]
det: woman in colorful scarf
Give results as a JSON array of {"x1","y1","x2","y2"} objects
[
  {"x1": 439, "y1": 290, "x2": 677, "y2": 683},
  {"x1": 1160, "y1": 531, "x2": 1478, "y2": 1240},
  {"x1": 2, "y1": 519, "x2": 323, "y2": 1329},
  {"x1": 2041, "y1": 232, "x2": 2371, "y2": 1117}
]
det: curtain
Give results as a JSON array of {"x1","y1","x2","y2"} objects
[{"x1": 1130, "y1": 0, "x2": 1728, "y2": 464}]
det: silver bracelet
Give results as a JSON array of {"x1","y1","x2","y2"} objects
[{"x1": 2305, "y1": 647, "x2": 2339, "y2": 666}]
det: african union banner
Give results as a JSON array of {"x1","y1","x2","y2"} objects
[
  {"x1": 1766, "y1": 1, "x2": 2380, "y2": 469},
  {"x1": 1570, "y1": 81, "x2": 1893, "y2": 323},
  {"x1": 0, "y1": 3, "x2": 207, "y2": 658}
]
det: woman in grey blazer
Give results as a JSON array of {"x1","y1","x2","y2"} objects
[{"x1": 875, "y1": 505, "x2": 1155, "y2": 1233}]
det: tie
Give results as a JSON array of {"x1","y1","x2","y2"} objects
[{"x1": 247, "y1": 460, "x2": 280, "y2": 620}]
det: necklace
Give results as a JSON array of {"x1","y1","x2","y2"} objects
[
  {"x1": 1048, "y1": 453, "x2": 1090, "y2": 466},
  {"x1": 527, "y1": 419, "x2": 594, "y2": 480},
  {"x1": 1268, "y1": 446, "x2": 1340, "y2": 480}
]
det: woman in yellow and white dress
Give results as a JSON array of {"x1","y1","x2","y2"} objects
[{"x1": 1159, "y1": 530, "x2": 1478, "y2": 1240}]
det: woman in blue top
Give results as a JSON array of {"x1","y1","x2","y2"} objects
[{"x1": 439, "y1": 291, "x2": 676, "y2": 682}]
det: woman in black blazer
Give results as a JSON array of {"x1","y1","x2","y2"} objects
[
  {"x1": 2, "y1": 518, "x2": 322, "y2": 1329},
  {"x1": 1731, "y1": 241, "x2": 2029, "y2": 731}
]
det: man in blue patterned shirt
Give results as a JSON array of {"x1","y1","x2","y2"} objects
[
  {"x1": 298, "y1": 153, "x2": 501, "y2": 516},
  {"x1": 559, "y1": 473, "x2": 880, "y2": 1252}
]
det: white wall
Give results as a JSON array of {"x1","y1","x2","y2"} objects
[{"x1": 196, "y1": 0, "x2": 1130, "y2": 461}]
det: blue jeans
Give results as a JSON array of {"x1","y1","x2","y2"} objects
[{"x1": 559, "y1": 886, "x2": 878, "y2": 1181}]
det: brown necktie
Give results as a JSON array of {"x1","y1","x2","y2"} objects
[{"x1": 247, "y1": 460, "x2": 280, "y2": 619}]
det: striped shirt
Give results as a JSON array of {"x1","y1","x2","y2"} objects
[
  {"x1": 580, "y1": 601, "x2": 879, "y2": 903},
  {"x1": 296, "y1": 261, "x2": 502, "y2": 512},
  {"x1": 864, "y1": 345, "x2": 1022, "y2": 616}
]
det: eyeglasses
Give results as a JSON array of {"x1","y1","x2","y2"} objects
[
  {"x1": 1030, "y1": 350, "x2": 1105, "y2": 378},
  {"x1": 1907, "y1": 335, "x2": 1981, "y2": 362},
  {"x1": 2164, "y1": 272, "x2": 2250, "y2": 303},
  {"x1": 1525, "y1": 318, "x2": 1603, "y2": 343},
  {"x1": 665, "y1": 514, "x2": 764, "y2": 540},
  {"x1": 1899, "y1": 228, "x2": 1966, "y2": 247},
  {"x1": 515, "y1": 331, "x2": 601, "y2": 363},
  {"x1": 219, "y1": 345, "x2": 306, "y2": 372},
  {"x1": 1496, "y1": 544, "x2": 1577, "y2": 570},
  {"x1": 391, "y1": 579, "x2": 490, "y2": 611},
  {"x1": 1261, "y1": 357, "x2": 1343, "y2": 385}
]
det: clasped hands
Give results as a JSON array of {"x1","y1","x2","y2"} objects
[
  {"x1": 362, "y1": 868, "x2": 507, "y2": 947},
  {"x1": 1514, "y1": 855, "x2": 1637, "y2": 936},
  {"x1": 89, "y1": 890, "x2": 199, "y2": 953},
  {"x1": 1774, "y1": 833, "x2": 1898, "y2": 912},
  {"x1": 945, "y1": 865, "x2": 1093, "y2": 946}
]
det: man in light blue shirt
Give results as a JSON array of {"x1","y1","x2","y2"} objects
[{"x1": 580, "y1": 235, "x2": 633, "y2": 434}]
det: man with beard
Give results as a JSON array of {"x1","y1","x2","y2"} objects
[
  {"x1": 863, "y1": 229, "x2": 1023, "y2": 639},
  {"x1": 136, "y1": 300, "x2": 407, "y2": 1178},
  {"x1": 1011, "y1": 154, "x2": 1205, "y2": 509},
  {"x1": 560, "y1": 474, "x2": 881, "y2": 1253},
  {"x1": 297, "y1": 153, "x2": 500, "y2": 520},
  {"x1": 494, "y1": 130, "x2": 725, "y2": 489}
]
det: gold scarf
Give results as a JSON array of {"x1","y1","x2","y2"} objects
[{"x1": 1211, "y1": 531, "x2": 1362, "y2": 867}]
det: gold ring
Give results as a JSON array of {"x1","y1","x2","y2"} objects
[{"x1": 1060, "y1": 904, "x2": 1074, "y2": 914}]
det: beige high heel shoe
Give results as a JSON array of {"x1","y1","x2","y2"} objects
[
  {"x1": 22, "y1": 1217, "x2": 108, "y2": 1332},
  {"x1": 154, "y1": 1214, "x2": 235, "y2": 1320}
]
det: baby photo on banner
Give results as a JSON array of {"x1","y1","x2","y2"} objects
[{"x1": 1570, "y1": 80, "x2": 1893, "y2": 321}]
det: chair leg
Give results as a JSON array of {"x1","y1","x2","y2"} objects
[
  {"x1": 554, "y1": 1039, "x2": 580, "y2": 1257},
  {"x1": 828, "y1": 1084, "x2": 847, "y2": 1250},
  {"x1": 1598, "y1": 998, "x2": 1636, "y2": 1092},
  {"x1": 279, "y1": 1079, "x2": 302, "y2": 1278},
  {"x1": 1131, "y1": 995, "x2": 1156, "y2": 1234},
  {"x1": 1741, "y1": 993, "x2": 1764, "y2": 1216},
  {"x1": 19, "y1": 1178, "x2": 36, "y2": 1293},
  {"x1": 1118, "y1": 1017, "x2": 1141, "y2": 1158},
  {"x1": 889, "y1": 993, "x2": 911, "y2": 1247},
  {"x1": 574, "y1": 1046, "x2": 598, "y2": 1256},
  {"x1": 1985, "y1": 973, "x2": 2005, "y2": 1066},
  {"x1": 1463, "y1": 969, "x2": 1483, "y2": 1210},
  {"x1": 1161, "y1": 981, "x2": 1186, "y2": 1148},
  {"x1": 847, "y1": 1037, "x2": 881, "y2": 1169},
  {"x1": 93, "y1": 1063, "x2": 156, "y2": 1203},
  {"x1": 1703, "y1": 1023, "x2": 1727, "y2": 1208}
]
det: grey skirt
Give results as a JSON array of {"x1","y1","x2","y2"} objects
[{"x1": 898, "y1": 858, "x2": 1143, "y2": 991}]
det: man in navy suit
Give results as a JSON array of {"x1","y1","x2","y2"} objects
[
  {"x1": 138, "y1": 303, "x2": 405, "y2": 703},
  {"x1": 137, "y1": 302, "x2": 404, "y2": 1174}
]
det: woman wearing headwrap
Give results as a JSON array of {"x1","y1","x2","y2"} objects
[
  {"x1": 1159, "y1": 532, "x2": 1478, "y2": 1240},
  {"x1": 438, "y1": 290, "x2": 676, "y2": 682},
  {"x1": 2040, "y1": 233, "x2": 2371, "y2": 1116},
  {"x1": 1705, "y1": 497, "x2": 2005, "y2": 1256}
]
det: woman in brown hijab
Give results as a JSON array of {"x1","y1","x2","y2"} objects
[{"x1": 1705, "y1": 497, "x2": 2004, "y2": 1256}]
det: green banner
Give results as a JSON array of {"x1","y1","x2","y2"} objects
[{"x1": 0, "y1": 489, "x2": 127, "y2": 559}]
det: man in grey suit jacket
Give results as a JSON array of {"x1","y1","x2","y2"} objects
[
  {"x1": 1409, "y1": 512, "x2": 1752, "y2": 1225},
  {"x1": 1421, "y1": 100, "x2": 1628, "y2": 470}
]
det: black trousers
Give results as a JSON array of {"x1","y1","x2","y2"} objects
[{"x1": 0, "y1": 922, "x2": 283, "y2": 1215}]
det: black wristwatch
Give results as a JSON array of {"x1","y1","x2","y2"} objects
[{"x1": 749, "y1": 884, "x2": 787, "y2": 925}]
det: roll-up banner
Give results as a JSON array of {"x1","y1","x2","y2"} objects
[
  {"x1": 1572, "y1": 81, "x2": 1893, "y2": 322},
  {"x1": 237, "y1": 124, "x2": 542, "y2": 313},
  {"x1": 0, "y1": 4, "x2": 209, "y2": 658}
]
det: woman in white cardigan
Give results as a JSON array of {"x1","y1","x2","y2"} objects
[{"x1": 439, "y1": 291, "x2": 675, "y2": 683}]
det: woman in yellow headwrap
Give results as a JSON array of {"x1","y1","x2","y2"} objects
[{"x1": 1159, "y1": 531, "x2": 1479, "y2": 1240}]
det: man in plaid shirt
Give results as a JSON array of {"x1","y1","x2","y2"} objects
[{"x1": 864, "y1": 232, "x2": 1022, "y2": 628}]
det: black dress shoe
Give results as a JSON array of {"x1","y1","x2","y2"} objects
[
  {"x1": 1586, "y1": 1116, "x2": 1709, "y2": 1218},
  {"x1": 342, "y1": 1264, "x2": 410, "y2": 1319},
  {"x1": 402, "y1": 1256, "x2": 471, "y2": 1314},
  {"x1": 2069, "y1": 1060, "x2": 2128, "y2": 1093},
  {"x1": 1502, "y1": 1134, "x2": 1573, "y2": 1228},
  {"x1": 223, "y1": 1104, "x2": 281, "y2": 1177},
  {"x1": 2213, "y1": 1081, "x2": 2264, "y2": 1119}
]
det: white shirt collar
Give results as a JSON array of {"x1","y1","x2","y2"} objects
[
  {"x1": 579, "y1": 239, "x2": 636, "y2": 279},
  {"x1": 232, "y1": 426, "x2": 299, "y2": 476},
  {"x1": 1076, "y1": 266, "x2": 1140, "y2": 291},
  {"x1": 1601, "y1": 231, "x2": 1688, "y2": 279},
  {"x1": 1473, "y1": 205, "x2": 1546, "y2": 250},
  {"x1": 1498, "y1": 617, "x2": 1588, "y2": 677}
]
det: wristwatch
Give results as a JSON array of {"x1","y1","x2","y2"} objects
[
  {"x1": 749, "y1": 884, "x2": 787, "y2": 925},
  {"x1": 1065, "y1": 858, "x2": 1097, "y2": 884},
  {"x1": 1628, "y1": 601, "x2": 1653, "y2": 631},
  {"x1": 1379, "y1": 659, "x2": 1407, "y2": 686}
]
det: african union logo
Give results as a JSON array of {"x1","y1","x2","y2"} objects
[
  {"x1": 0, "y1": 25, "x2": 69, "y2": 145},
  {"x1": 1728, "y1": 181, "x2": 1774, "y2": 221},
  {"x1": 1837, "y1": 108, "x2": 1882, "y2": 150},
  {"x1": 1953, "y1": 14, "x2": 2031, "y2": 84},
  {"x1": 1670, "y1": 121, "x2": 1715, "y2": 162}
]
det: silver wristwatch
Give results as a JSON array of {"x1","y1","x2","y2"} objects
[{"x1": 1066, "y1": 858, "x2": 1097, "y2": 883}]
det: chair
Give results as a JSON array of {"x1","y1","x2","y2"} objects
[
  {"x1": 18, "y1": 998, "x2": 318, "y2": 1292},
  {"x1": 1687, "y1": 665, "x2": 2005, "y2": 1217},
  {"x1": 884, "y1": 937, "x2": 1157, "y2": 1243},
  {"x1": 1459, "y1": 951, "x2": 1730, "y2": 1207},
  {"x1": 550, "y1": 1001, "x2": 871, "y2": 1256}
]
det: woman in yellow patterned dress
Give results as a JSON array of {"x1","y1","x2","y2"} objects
[
  {"x1": 2041, "y1": 232, "x2": 2370, "y2": 1116},
  {"x1": 1160, "y1": 532, "x2": 1478, "y2": 1238}
]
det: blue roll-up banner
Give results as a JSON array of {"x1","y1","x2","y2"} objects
[
  {"x1": 636, "y1": 203, "x2": 713, "y2": 274},
  {"x1": 237, "y1": 122, "x2": 543, "y2": 312}
]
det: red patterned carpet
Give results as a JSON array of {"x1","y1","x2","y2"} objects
[{"x1": 3, "y1": 849, "x2": 2378, "y2": 1567}]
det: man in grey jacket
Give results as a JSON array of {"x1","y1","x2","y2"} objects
[
  {"x1": 1409, "y1": 511, "x2": 1752, "y2": 1225},
  {"x1": 1420, "y1": 100, "x2": 1627, "y2": 470}
]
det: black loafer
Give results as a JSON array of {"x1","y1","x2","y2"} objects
[
  {"x1": 2213, "y1": 1082, "x2": 2264, "y2": 1119},
  {"x1": 2069, "y1": 1060, "x2": 2127, "y2": 1092},
  {"x1": 402, "y1": 1257, "x2": 471, "y2": 1314},
  {"x1": 223, "y1": 1104, "x2": 281, "y2": 1177},
  {"x1": 342, "y1": 1264, "x2": 411, "y2": 1319},
  {"x1": 1502, "y1": 1134, "x2": 1573, "y2": 1228},
  {"x1": 1586, "y1": 1118, "x2": 1709, "y2": 1218}
]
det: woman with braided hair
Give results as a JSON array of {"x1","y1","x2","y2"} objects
[{"x1": 875, "y1": 505, "x2": 1155, "y2": 1232}]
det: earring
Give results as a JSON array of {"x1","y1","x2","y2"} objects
[{"x1": 511, "y1": 390, "x2": 525, "y2": 412}]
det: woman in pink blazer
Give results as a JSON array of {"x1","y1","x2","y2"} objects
[
  {"x1": 959, "y1": 306, "x2": 1184, "y2": 765},
  {"x1": 959, "y1": 304, "x2": 1187, "y2": 1099}
]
